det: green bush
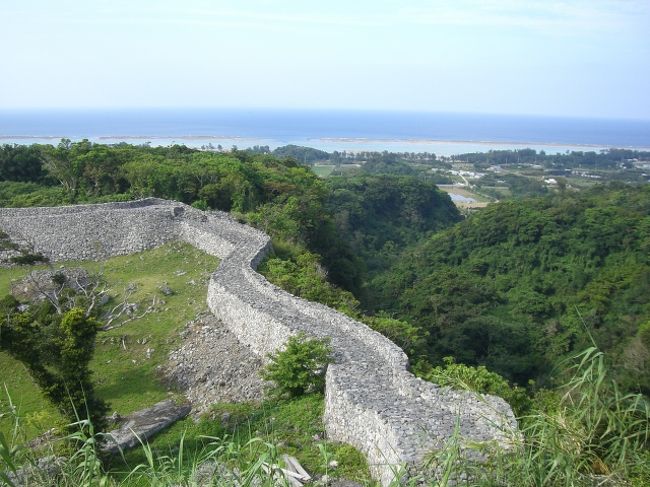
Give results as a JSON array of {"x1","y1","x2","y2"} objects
[
  {"x1": 191, "y1": 199, "x2": 209, "y2": 210},
  {"x1": 417, "y1": 346, "x2": 650, "y2": 486},
  {"x1": 9, "y1": 253, "x2": 49, "y2": 265},
  {"x1": 362, "y1": 312, "x2": 427, "y2": 357},
  {"x1": 262, "y1": 332, "x2": 333, "y2": 398},
  {"x1": 423, "y1": 356, "x2": 532, "y2": 416},
  {"x1": 259, "y1": 252, "x2": 360, "y2": 316}
]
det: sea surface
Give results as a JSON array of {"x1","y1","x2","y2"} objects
[{"x1": 1, "y1": 109, "x2": 649, "y2": 156}]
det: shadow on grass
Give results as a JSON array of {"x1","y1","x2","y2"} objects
[{"x1": 96, "y1": 367, "x2": 168, "y2": 414}]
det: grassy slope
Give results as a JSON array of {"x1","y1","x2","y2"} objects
[
  {"x1": 0, "y1": 243, "x2": 219, "y2": 438},
  {"x1": 111, "y1": 394, "x2": 371, "y2": 485},
  {"x1": 1, "y1": 244, "x2": 373, "y2": 483}
]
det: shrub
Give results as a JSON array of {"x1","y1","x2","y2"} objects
[
  {"x1": 425, "y1": 346, "x2": 650, "y2": 487},
  {"x1": 423, "y1": 356, "x2": 532, "y2": 416},
  {"x1": 262, "y1": 332, "x2": 333, "y2": 398},
  {"x1": 639, "y1": 320, "x2": 650, "y2": 348},
  {"x1": 259, "y1": 253, "x2": 360, "y2": 315},
  {"x1": 362, "y1": 312, "x2": 427, "y2": 357},
  {"x1": 9, "y1": 253, "x2": 49, "y2": 265},
  {"x1": 191, "y1": 199, "x2": 209, "y2": 210}
]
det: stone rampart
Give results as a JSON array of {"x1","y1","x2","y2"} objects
[{"x1": 0, "y1": 199, "x2": 516, "y2": 485}]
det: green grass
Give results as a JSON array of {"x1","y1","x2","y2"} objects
[
  {"x1": 110, "y1": 394, "x2": 372, "y2": 485},
  {"x1": 3, "y1": 331, "x2": 647, "y2": 485},
  {"x1": 477, "y1": 185, "x2": 512, "y2": 198},
  {"x1": 1, "y1": 394, "x2": 373, "y2": 486},
  {"x1": 0, "y1": 243, "x2": 219, "y2": 439},
  {"x1": 1, "y1": 244, "x2": 373, "y2": 484}
]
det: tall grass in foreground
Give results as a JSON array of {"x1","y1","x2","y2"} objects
[
  {"x1": 1, "y1": 398, "x2": 295, "y2": 487},
  {"x1": 416, "y1": 346, "x2": 650, "y2": 487},
  {"x1": 1, "y1": 346, "x2": 649, "y2": 486}
]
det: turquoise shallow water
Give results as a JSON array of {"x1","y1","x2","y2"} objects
[{"x1": 1, "y1": 109, "x2": 649, "y2": 155}]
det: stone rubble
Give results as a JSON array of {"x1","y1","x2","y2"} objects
[{"x1": 164, "y1": 313, "x2": 266, "y2": 413}]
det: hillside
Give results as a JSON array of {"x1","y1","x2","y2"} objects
[
  {"x1": 1, "y1": 143, "x2": 649, "y2": 486},
  {"x1": 325, "y1": 176, "x2": 461, "y2": 278},
  {"x1": 370, "y1": 184, "x2": 650, "y2": 392}
]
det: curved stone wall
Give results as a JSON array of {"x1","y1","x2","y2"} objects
[{"x1": 0, "y1": 199, "x2": 516, "y2": 485}]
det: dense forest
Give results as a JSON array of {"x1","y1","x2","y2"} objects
[
  {"x1": 239, "y1": 143, "x2": 650, "y2": 173},
  {"x1": 452, "y1": 147, "x2": 650, "y2": 170},
  {"x1": 370, "y1": 184, "x2": 650, "y2": 393},
  {"x1": 325, "y1": 176, "x2": 461, "y2": 277},
  {"x1": 0, "y1": 141, "x2": 460, "y2": 296}
]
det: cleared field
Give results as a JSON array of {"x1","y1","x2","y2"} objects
[
  {"x1": 311, "y1": 164, "x2": 336, "y2": 177},
  {"x1": 437, "y1": 184, "x2": 492, "y2": 208},
  {"x1": 479, "y1": 185, "x2": 513, "y2": 198}
]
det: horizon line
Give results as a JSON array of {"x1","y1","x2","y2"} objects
[{"x1": 1, "y1": 107, "x2": 649, "y2": 123}]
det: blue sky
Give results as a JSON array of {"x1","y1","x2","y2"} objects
[{"x1": 1, "y1": 0, "x2": 649, "y2": 119}]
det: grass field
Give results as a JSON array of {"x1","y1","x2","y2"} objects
[
  {"x1": 477, "y1": 185, "x2": 513, "y2": 198},
  {"x1": 0, "y1": 243, "x2": 219, "y2": 438}
]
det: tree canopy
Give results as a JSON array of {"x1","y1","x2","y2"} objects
[{"x1": 370, "y1": 184, "x2": 650, "y2": 392}]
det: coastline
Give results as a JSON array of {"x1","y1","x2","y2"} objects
[
  {"x1": 2, "y1": 133, "x2": 647, "y2": 148},
  {"x1": 2, "y1": 134, "x2": 649, "y2": 156},
  {"x1": 2, "y1": 109, "x2": 649, "y2": 155}
]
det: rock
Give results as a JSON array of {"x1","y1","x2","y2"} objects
[
  {"x1": 159, "y1": 283, "x2": 174, "y2": 296},
  {"x1": 103, "y1": 399, "x2": 191, "y2": 455},
  {"x1": 6, "y1": 456, "x2": 66, "y2": 486},
  {"x1": 328, "y1": 480, "x2": 364, "y2": 487}
]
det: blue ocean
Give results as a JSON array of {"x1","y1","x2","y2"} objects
[{"x1": 0, "y1": 109, "x2": 649, "y2": 156}]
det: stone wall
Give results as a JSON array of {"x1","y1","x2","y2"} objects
[{"x1": 0, "y1": 199, "x2": 516, "y2": 485}]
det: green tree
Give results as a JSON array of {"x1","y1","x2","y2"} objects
[
  {"x1": 0, "y1": 297, "x2": 108, "y2": 431},
  {"x1": 42, "y1": 139, "x2": 84, "y2": 198}
]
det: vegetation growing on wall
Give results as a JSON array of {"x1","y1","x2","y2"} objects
[{"x1": 262, "y1": 333, "x2": 333, "y2": 398}]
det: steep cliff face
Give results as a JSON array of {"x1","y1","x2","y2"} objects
[{"x1": 0, "y1": 198, "x2": 516, "y2": 485}]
